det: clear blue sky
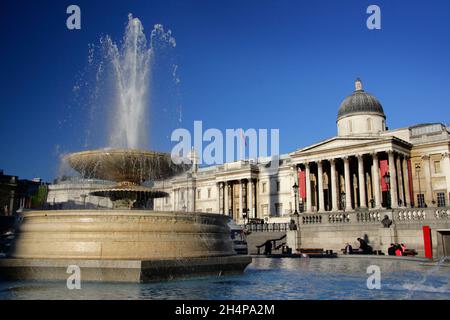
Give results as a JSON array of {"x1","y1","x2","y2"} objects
[{"x1": 0, "y1": 0, "x2": 449, "y2": 181}]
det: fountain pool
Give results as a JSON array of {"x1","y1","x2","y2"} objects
[{"x1": 0, "y1": 258, "x2": 449, "y2": 300}]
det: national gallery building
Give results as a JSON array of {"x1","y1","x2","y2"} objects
[
  {"x1": 149, "y1": 79, "x2": 450, "y2": 224},
  {"x1": 48, "y1": 79, "x2": 450, "y2": 224}
]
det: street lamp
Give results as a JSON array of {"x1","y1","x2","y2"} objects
[
  {"x1": 384, "y1": 172, "x2": 391, "y2": 209},
  {"x1": 292, "y1": 183, "x2": 299, "y2": 215},
  {"x1": 415, "y1": 163, "x2": 422, "y2": 207}
]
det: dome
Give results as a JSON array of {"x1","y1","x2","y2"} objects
[{"x1": 337, "y1": 78, "x2": 385, "y2": 121}]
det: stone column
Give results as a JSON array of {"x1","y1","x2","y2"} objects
[
  {"x1": 330, "y1": 159, "x2": 338, "y2": 211},
  {"x1": 402, "y1": 157, "x2": 411, "y2": 207},
  {"x1": 357, "y1": 155, "x2": 367, "y2": 208},
  {"x1": 317, "y1": 160, "x2": 325, "y2": 212},
  {"x1": 372, "y1": 153, "x2": 382, "y2": 209},
  {"x1": 397, "y1": 156, "x2": 405, "y2": 207},
  {"x1": 224, "y1": 182, "x2": 229, "y2": 216},
  {"x1": 217, "y1": 183, "x2": 222, "y2": 213},
  {"x1": 305, "y1": 163, "x2": 312, "y2": 212},
  {"x1": 442, "y1": 153, "x2": 450, "y2": 206},
  {"x1": 388, "y1": 151, "x2": 399, "y2": 208},
  {"x1": 253, "y1": 180, "x2": 258, "y2": 218},
  {"x1": 422, "y1": 155, "x2": 433, "y2": 206},
  {"x1": 344, "y1": 156, "x2": 352, "y2": 211},
  {"x1": 248, "y1": 179, "x2": 253, "y2": 218},
  {"x1": 9, "y1": 190, "x2": 15, "y2": 216},
  {"x1": 239, "y1": 180, "x2": 243, "y2": 220},
  {"x1": 173, "y1": 189, "x2": 177, "y2": 211}
]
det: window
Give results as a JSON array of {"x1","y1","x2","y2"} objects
[
  {"x1": 276, "y1": 181, "x2": 280, "y2": 192},
  {"x1": 417, "y1": 194, "x2": 425, "y2": 208},
  {"x1": 261, "y1": 204, "x2": 268, "y2": 216},
  {"x1": 367, "y1": 118, "x2": 373, "y2": 131},
  {"x1": 348, "y1": 120, "x2": 353, "y2": 133},
  {"x1": 437, "y1": 192, "x2": 446, "y2": 207},
  {"x1": 197, "y1": 189, "x2": 201, "y2": 199},
  {"x1": 434, "y1": 161, "x2": 441, "y2": 174},
  {"x1": 262, "y1": 182, "x2": 267, "y2": 193},
  {"x1": 207, "y1": 188, "x2": 211, "y2": 198}
]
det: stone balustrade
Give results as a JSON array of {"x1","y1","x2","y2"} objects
[{"x1": 298, "y1": 206, "x2": 450, "y2": 226}]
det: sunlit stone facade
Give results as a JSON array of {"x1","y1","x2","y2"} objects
[{"x1": 153, "y1": 79, "x2": 450, "y2": 223}]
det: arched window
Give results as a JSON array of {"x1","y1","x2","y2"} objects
[{"x1": 367, "y1": 118, "x2": 373, "y2": 131}]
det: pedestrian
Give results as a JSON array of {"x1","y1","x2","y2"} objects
[
  {"x1": 344, "y1": 242, "x2": 353, "y2": 254},
  {"x1": 388, "y1": 243, "x2": 396, "y2": 256}
]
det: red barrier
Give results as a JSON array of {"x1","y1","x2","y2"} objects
[{"x1": 422, "y1": 226, "x2": 433, "y2": 259}]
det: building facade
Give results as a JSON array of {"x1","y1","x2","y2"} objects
[
  {"x1": 150, "y1": 79, "x2": 450, "y2": 225},
  {"x1": 0, "y1": 170, "x2": 48, "y2": 216},
  {"x1": 47, "y1": 79, "x2": 450, "y2": 224}
]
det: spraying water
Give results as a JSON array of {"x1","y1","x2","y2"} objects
[{"x1": 101, "y1": 14, "x2": 177, "y2": 149}]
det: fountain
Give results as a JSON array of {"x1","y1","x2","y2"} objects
[{"x1": 0, "y1": 15, "x2": 251, "y2": 282}]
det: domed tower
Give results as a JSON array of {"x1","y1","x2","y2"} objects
[{"x1": 337, "y1": 78, "x2": 386, "y2": 136}]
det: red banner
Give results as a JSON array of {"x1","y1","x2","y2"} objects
[
  {"x1": 422, "y1": 226, "x2": 433, "y2": 259},
  {"x1": 380, "y1": 160, "x2": 389, "y2": 191},
  {"x1": 298, "y1": 169, "x2": 306, "y2": 200}
]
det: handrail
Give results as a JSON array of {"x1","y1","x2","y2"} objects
[
  {"x1": 255, "y1": 234, "x2": 287, "y2": 249},
  {"x1": 255, "y1": 234, "x2": 287, "y2": 255}
]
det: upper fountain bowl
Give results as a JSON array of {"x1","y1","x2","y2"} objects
[{"x1": 65, "y1": 149, "x2": 190, "y2": 183}]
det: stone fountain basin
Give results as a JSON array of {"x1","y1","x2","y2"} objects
[
  {"x1": 65, "y1": 149, "x2": 189, "y2": 183},
  {"x1": 0, "y1": 210, "x2": 252, "y2": 282},
  {"x1": 10, "y1": 210, "x2": 235, "y2": 260}
]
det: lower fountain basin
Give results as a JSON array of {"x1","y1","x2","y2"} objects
[{"x1": 0, "y1": 210, "x2": 252, "y2": 282}]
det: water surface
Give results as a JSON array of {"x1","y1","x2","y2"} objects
[{"x1": 0, "y1": 258, "x2": 449, "y2": 300}]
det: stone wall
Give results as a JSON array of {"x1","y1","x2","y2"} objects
[{"x1": 289, "y1": 207, "x2": 450, "y2": 257}]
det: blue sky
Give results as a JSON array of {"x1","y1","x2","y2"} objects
[{"x1": 0, "y1": 0, "x2": 449, "y2": 181}]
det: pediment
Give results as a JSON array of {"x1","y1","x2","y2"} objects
[{"x1": 290, "y1": 136, "x2": 386, "y2": 156}]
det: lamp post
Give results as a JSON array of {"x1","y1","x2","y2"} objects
[
  {"x1": 292, "y1": 183, "x2": 299, "y2": 215},
  {"x1": 384, "y1": 172, "x2": 391, "y2": 209},
  {"x1": 415, "y1": 163, "x2": 422, "y2": 207}
]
